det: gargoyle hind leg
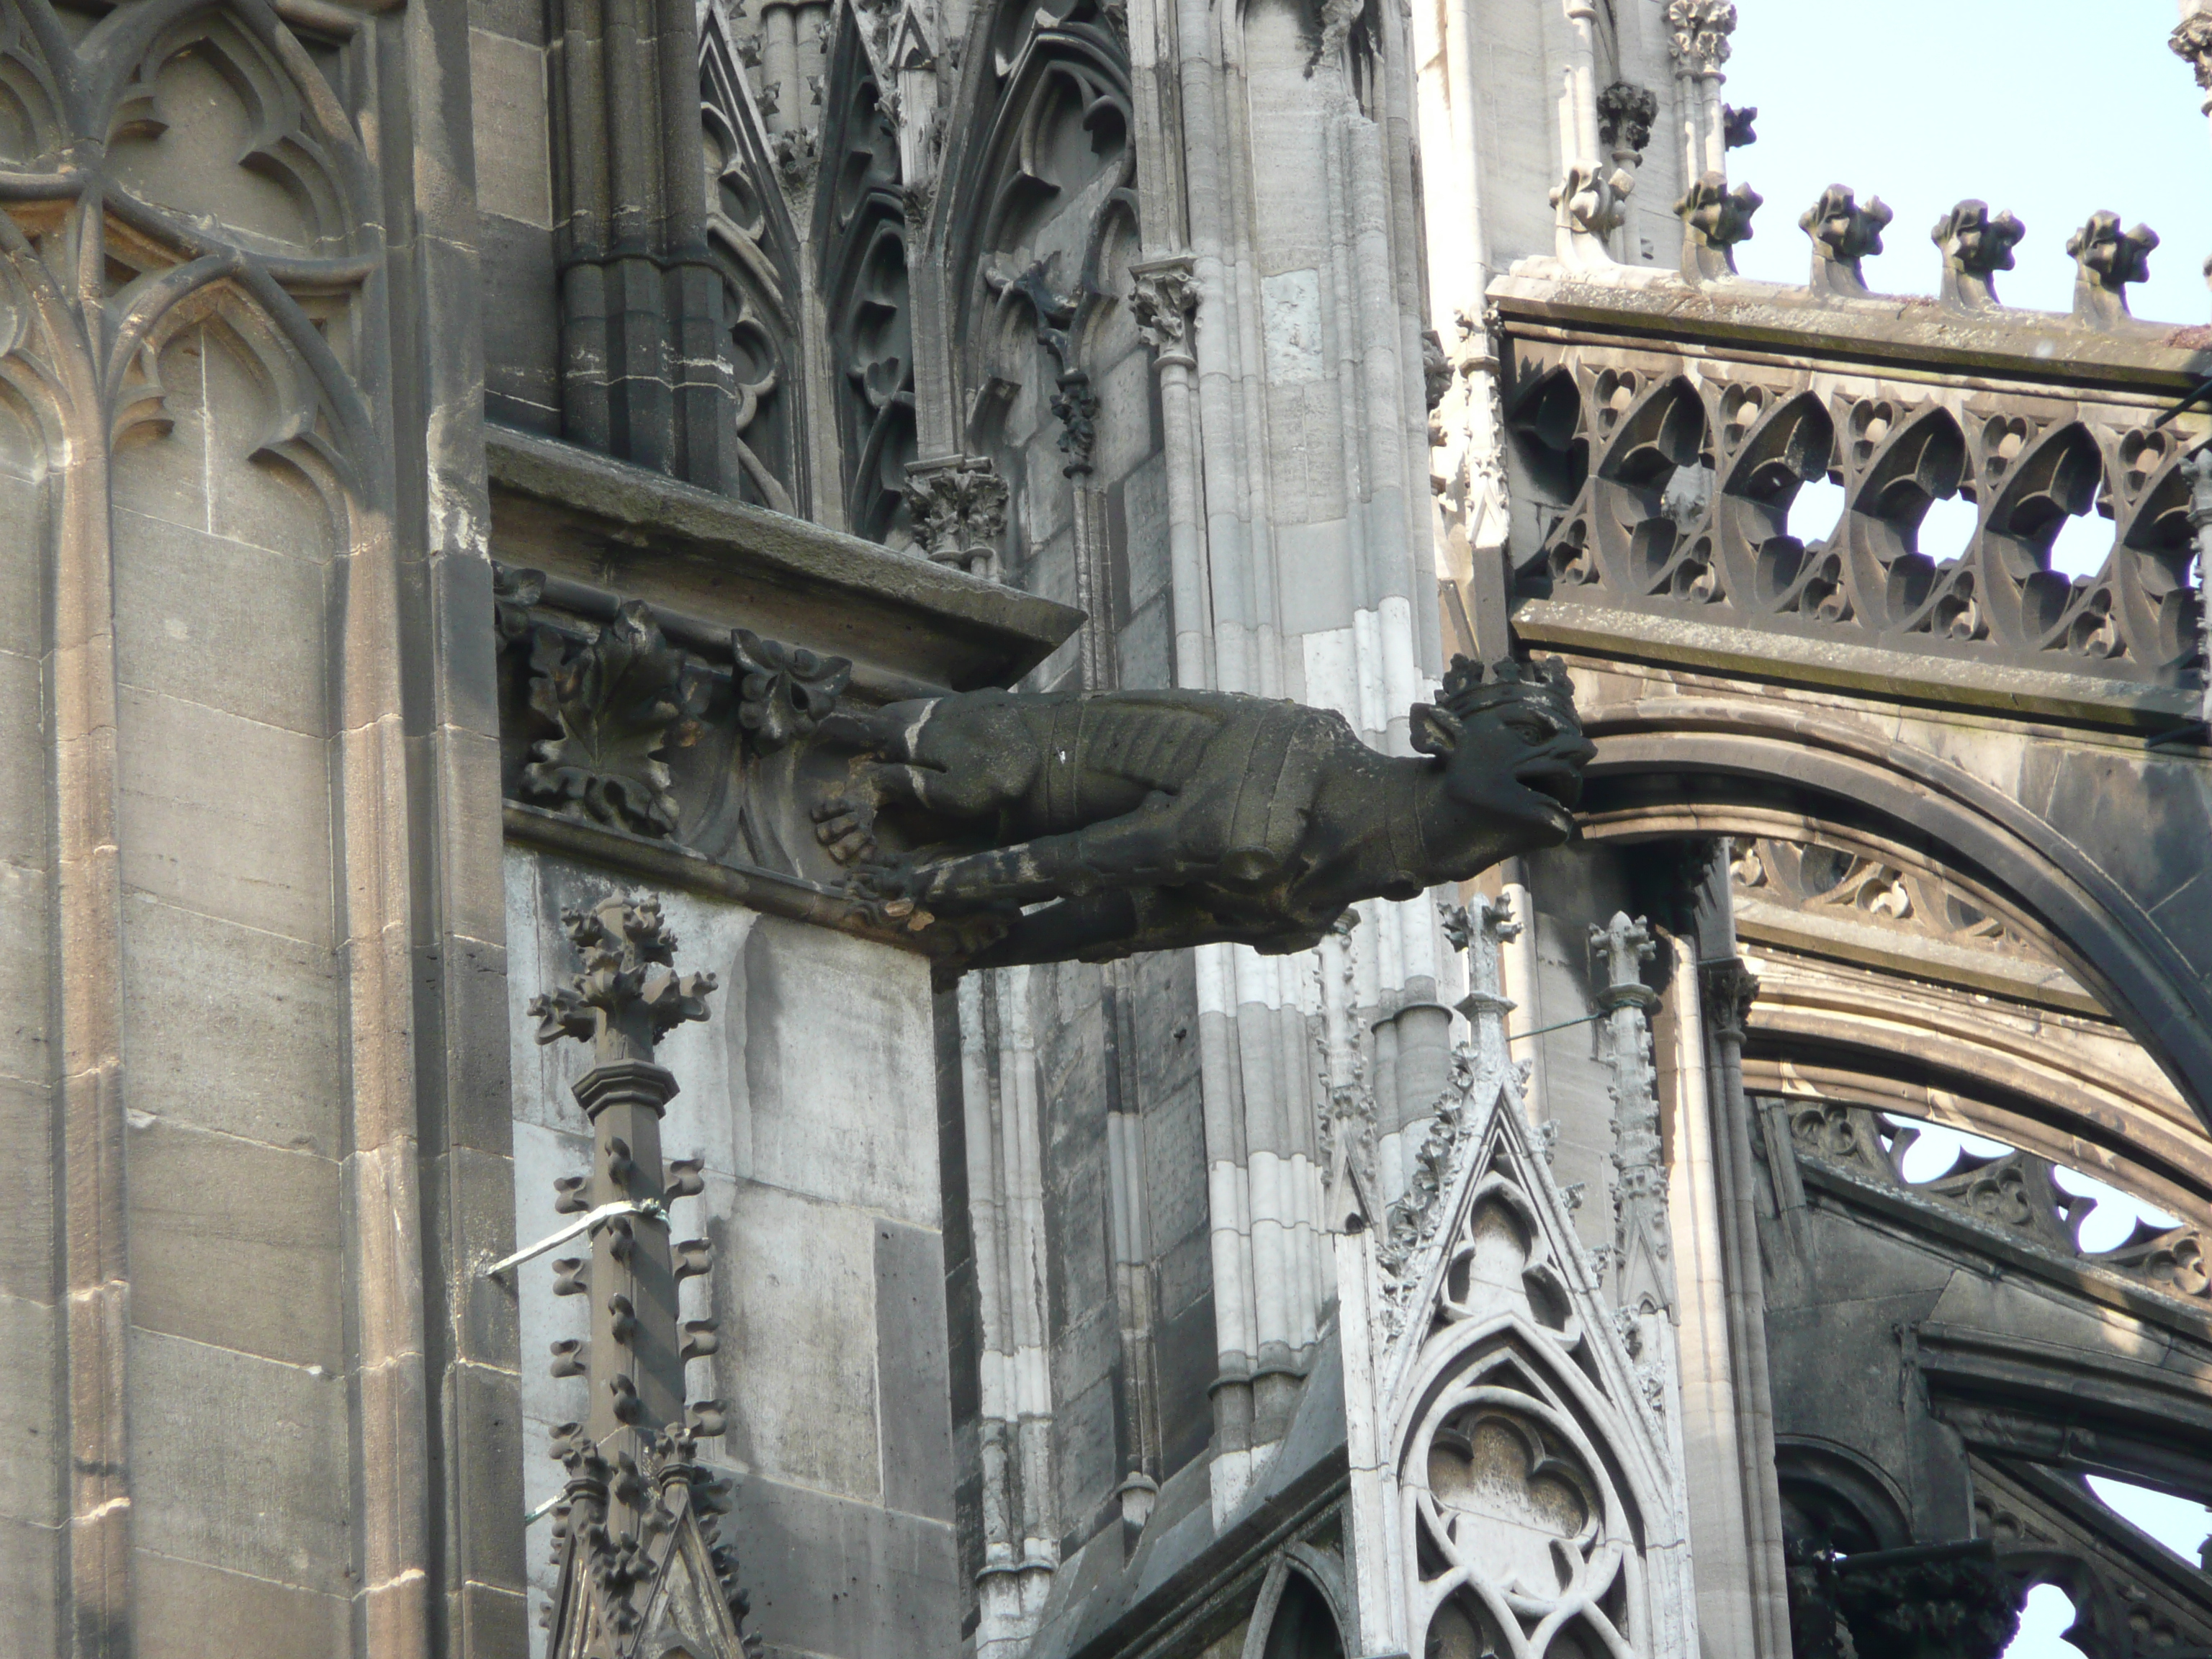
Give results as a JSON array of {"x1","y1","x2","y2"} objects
[{"x1": 899, "y1": 804, "x2": 1197, "y2": 912}]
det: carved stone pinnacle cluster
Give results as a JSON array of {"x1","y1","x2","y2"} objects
[
  {"x1": 528, "y1": 895, "x2": 717, "y2": 1069},
  {"x1": 1597, "y1": 81, "x2": 1658, "y2": 156},
  {"x1": 2172, "y1": 12, "x2": 2212, "y2": 111},
  {"x1": 1676, "y1": 171, "x2": 1761, "y2": 280},
  {"x1": 2067, "y1": 210, "x2": 2159, "y2": 330},
  {"x1": 1931, "y1": 199, "x2": 2026, "y2": 312},
  {"x1": 1801, "y1": 184, "x2": 1892, "y2": 298}
]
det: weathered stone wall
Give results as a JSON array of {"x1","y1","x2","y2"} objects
[
  {"x1": 508, "y1": 850, "x2": 960, "y2": 1659},
  {"x1": 470, "y1": 0, "x2": 560, "y2": 434}
]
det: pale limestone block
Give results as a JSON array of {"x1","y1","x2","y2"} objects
[
  {"x1": 0, "y1": 1291, "x2": 56, "y2": 1527},
  {"x1": 117, "y1": 688, "x2": 333, "y2": 945},
  {"x1": 1298, "y1": 625, "x2": 1364, "y2": 734},
  {"x1": 121, "y1": 892, "x2": 339, "y2": 1155},
  {"x1": 741, "y1": 915, "x2": 938, "y2": 1226},
  {"x1": 0, "y1": 468, "x2": 40, "y2": 661},
  {"x1": 114, "y1": 515, "x2": 326, "y2": 736},
  {"x1": 0, "y1": 1516, "x2": 58, "y2": 1654},
  {"x1": 134, "y1": 1550, "x2": 351, "y2": 1659},
  {"x1": 200, "y1": 338, "x2": 340, "y2": 558},
  {"x1": 733, "y1": 1474, "x2": 958, "y2": 1659},
  {"x1": 0, "y1": 647, "x2": 41, "y2": 871},
  {"x1": 470, "y1": 29, "x2": 554, "y2": 230},
  {"x1": 110, "y1": 334, "x2": 210, "y2": 536},
  {"x1": 1277, "y1": 523, "x2": 1358, "y2": 639},
  {"x1": 127, "y1": 1116, "x2": 345, "y2": 1370},
  {"x1": 715, "y1": 1178, "x2": 881, "y2": 1501},
  {"x1": 1091, "y1": 346, "x2": 1155, "y2": 484},
  {"x1": 1261, "y1": 269, "x2": 1326, "y2": 387},
  {"x1": 131, "y1": 1329, "x2": 351, "y2": 1595},
  {"x1": 0, "y1": 1075, "x2": 53, "y2": 1304}
]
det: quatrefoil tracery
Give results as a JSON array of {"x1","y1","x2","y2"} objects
[{"x1": 1505, "y1": 353, "x2": 2202, "y2": 687}]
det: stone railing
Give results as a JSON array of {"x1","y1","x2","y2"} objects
[
  {"x1": 1777, "y1": 1098, "x2": 2208, "y2": 1305},
  {"x1": 1488, "y1": 215, "x2": 2211, "y2": 706}
]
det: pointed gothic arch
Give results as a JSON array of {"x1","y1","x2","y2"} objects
[{"x1": 815, "y1": 11, "x2": 914, "y2": 542}]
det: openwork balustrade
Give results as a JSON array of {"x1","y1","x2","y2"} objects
[
  {"x1": 1491, "y1": 271, "x2": 2209, "y2": 698},
  {"x1": 1779, "y1": 1099, "x2": 2208, "y2": 1305}
]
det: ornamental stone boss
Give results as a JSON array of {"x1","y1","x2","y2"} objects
[{"x1": 810, "y1": 655, "x2": 1596, "y2": 966}]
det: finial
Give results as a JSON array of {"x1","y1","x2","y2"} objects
[
  {"x1": 1931, "y1": 200, "x2": 2025, "y2": 313},
  {"x1": 1801, "y1": 184, "x2": 1892, "y2": 298},
  {"x1": 2067, "y1": 210, "x2": 2157, "y2": 330},
  {"x1": 526, "y1": 894, "x2": 716, "y2": 1069},
  {"x1": 1677, "y1": 171, "x2": 1761, "y2": 281}
]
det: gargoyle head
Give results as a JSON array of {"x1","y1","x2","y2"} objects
[{"x1": 1410, "y1": 655, "x2": 1595, "y2": 844}]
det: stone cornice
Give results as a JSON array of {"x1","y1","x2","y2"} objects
[{"x1": 487, "y1": 424, "x2": 1083, "y2": 693}]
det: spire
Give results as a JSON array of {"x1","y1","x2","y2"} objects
[{"x1": 528, "y1": 894, "x2": 758, "y2": 1658}]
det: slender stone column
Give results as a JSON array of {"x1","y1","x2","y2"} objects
[
  {"x1": 1696, "y1": 942, "x2": 1791, "y2": 1659},
  {"x1": 1130, "y1": 257, "x2": 1209, "y2": 689}
]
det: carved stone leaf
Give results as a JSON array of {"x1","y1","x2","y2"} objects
[
  {"x1": 732, "y1": 629, "x2": 852, "y2": 751},
  {"x1": 523, "y1": 602, "x2": 703, "y2": 837}
]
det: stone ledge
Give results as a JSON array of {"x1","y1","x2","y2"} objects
[
  {"x1": 1796, "y1": 1158, "x2": 2212, "y2": 1343},
  {"x1": 486, "y1": 425, "x2": 1084, "y2": 693},
  {"x1": 1491, "y1": 259, "x2": 2212, "y2": 400},
  {"x1": 1513, "y1": 599, "x2": 2203, "y2": 732}
]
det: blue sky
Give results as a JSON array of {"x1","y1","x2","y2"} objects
[{"x1": 1723, "y1": 0, "x2": 2212, "y2": 323}]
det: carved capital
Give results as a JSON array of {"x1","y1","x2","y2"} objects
[
  {"x1": 2182, "y1": 445, "x2": 2212, "y2": 533},
  {"x1": 1051, "y1": 371, "x2": 1102, "y2": 477},
  {"x1": 1129, "y1": 256, "x2": 1200, "y2": 364},
  {"x1": 1597, "y1": 81, "x2": 1658, "y2": 157},
  {"x1": 1800, "y1": 184, "x2": 1892, "y2": 297},
  {"x1": 494, "y1": 563, "x2": 547, "y2": 647},
  {"x1": 2067, "y1": 210, "x2": 2158, "y2": 330},
  {"x1": 771, "y1": 125, "x2": 819, "y2": 193},
  {"x1": 1676, "y1": 170, "x2": 1761, "y2": 280},
  {"x1": 1931, "y1": 199, "x2": 2025, "y2": 313},
  {"x1": 2172, "y1": 12, "x2": 2212, "y2": 109},
  {"x1": 902, "y1": 454, "x2": 1009, "y2": 575},
  {"x1": 527, "y1": 894, "x2": 717, "y2": 1067},
  {"x1": 1665, "y1": 0, "x2": 1736, "y2": 76},
  {"x1": 521, "y1": 601, "x2": 704, "y2": 839},
  {"x1": 1698, "y1": 956, "x2": 1758, "y2": 1043}
]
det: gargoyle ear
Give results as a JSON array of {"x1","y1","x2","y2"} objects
[{"x1": 1410, "y1": 703, "x2": 1462, "y2": 757}]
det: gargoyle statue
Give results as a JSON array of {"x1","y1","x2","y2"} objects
[{"x1": 810, "y1": 655, "x2": 1596, "y2": 968}]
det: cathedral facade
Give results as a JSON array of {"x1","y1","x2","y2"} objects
[{"x1": 0, "y1": 1, "x2": 2207, "y2": 1657}]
